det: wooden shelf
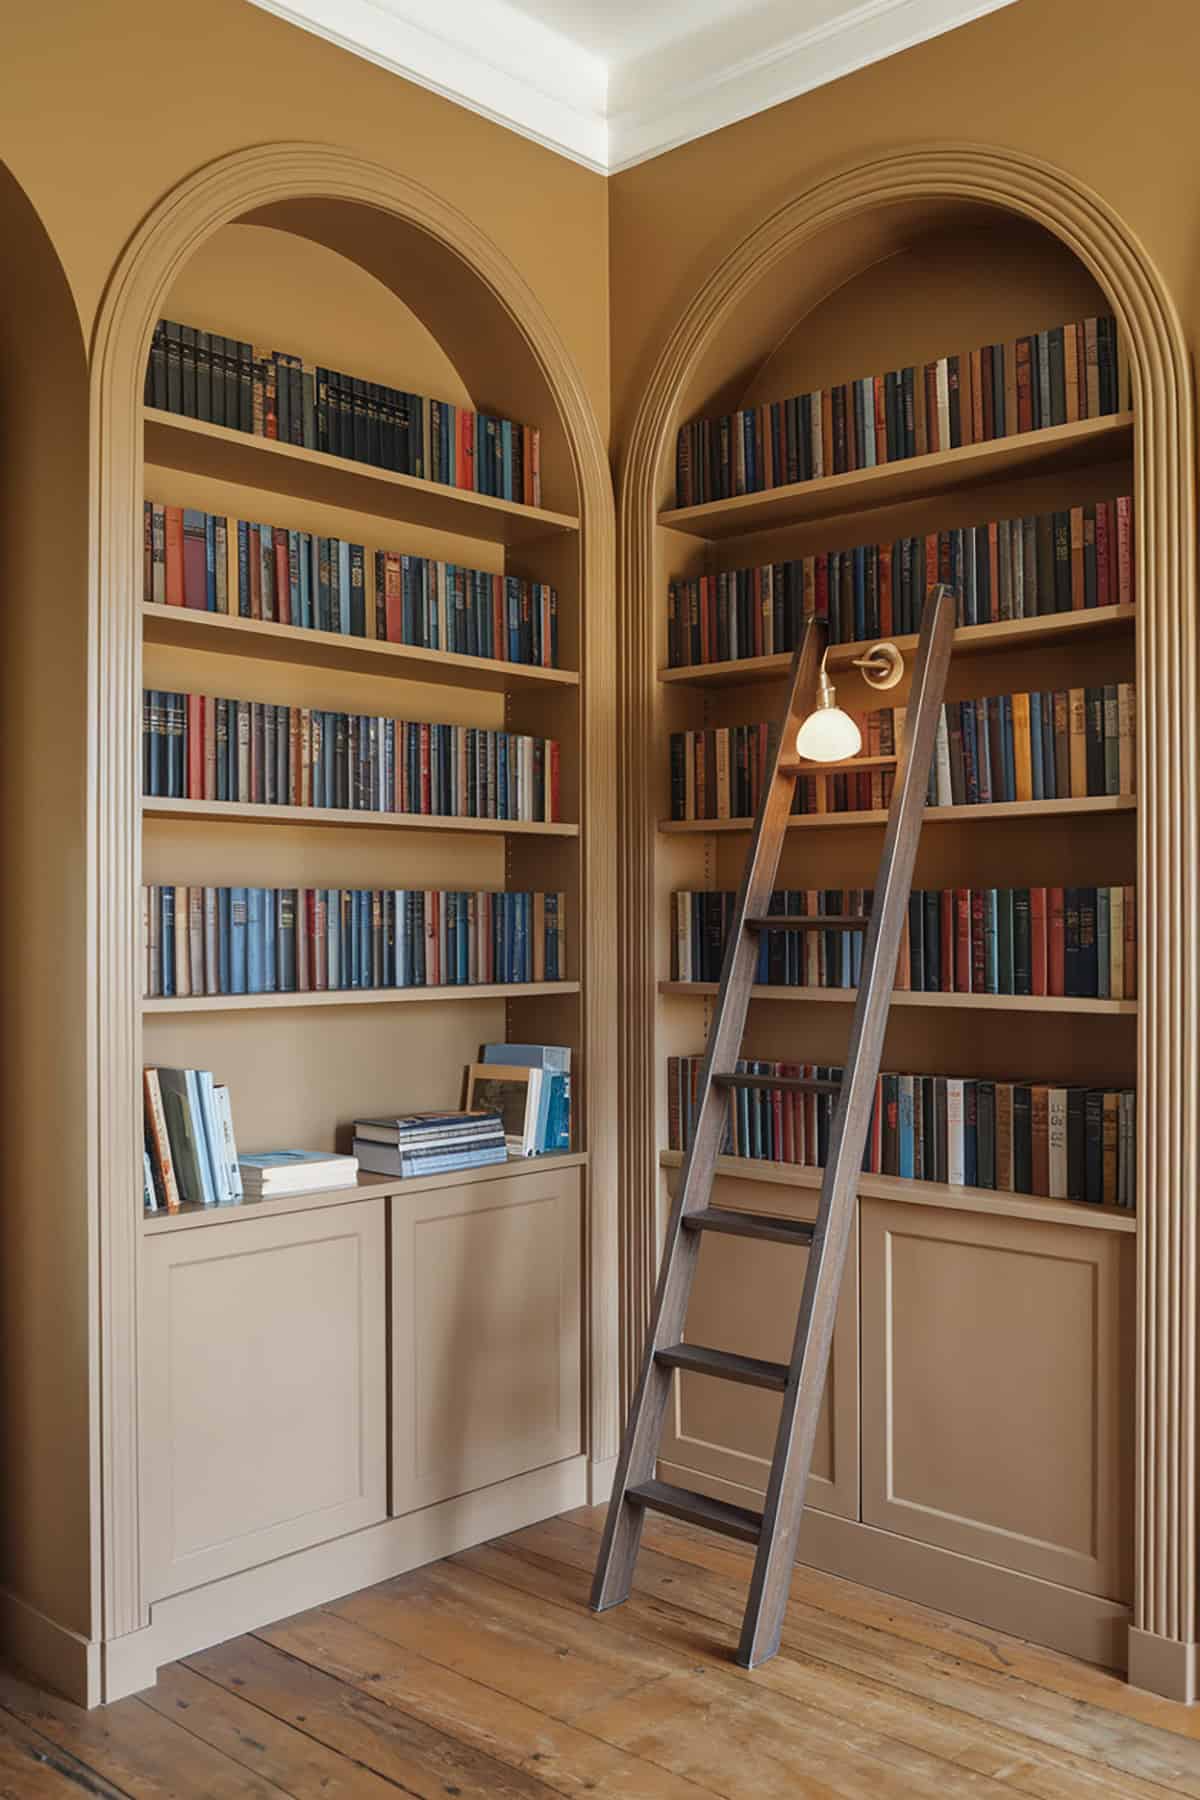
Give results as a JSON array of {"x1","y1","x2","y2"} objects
[
  {"x1": 142, "y1": 796, "x2": 578, "y2": 837},
  {"x1": 145, "y1": 981, "x2": 580, "y2": 1014},
  {"x1": 658, "y1": 981, "x2": 1136, "y2": 1016},
  {"x1": 659, "y1": 605, "x2": 1136, "y2": 689},
  {"x1": 659, "y1": 794, "x2": 1136, "y2": 834},
  {"x1": 659, "y1": 413, "x2": 1134, "y2": 542},
  {"x1": 142, "y1": 1151, "x2": 589, "y2": 1233},
  {"x1": 143, "y1": 409, "x2": 579, "y2": 548},
  {"x1": 142, "y1": 603, "x2": 580, "y2": 694},
  {"x1": 658, "y1": 1149, "x2": 1136, "y2": 1234}
]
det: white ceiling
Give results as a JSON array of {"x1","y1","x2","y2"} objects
[{"x1": 250, "y1": 0, "x2": 1019, "y2": 173}]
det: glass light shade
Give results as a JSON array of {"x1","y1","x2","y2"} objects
[{"x1": 795, "y1": 705, "x2": 863, "y2": 764}]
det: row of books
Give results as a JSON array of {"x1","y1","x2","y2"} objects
[
  {"x1": 666, "y1": 497, "x2": 1134, "y2": 666},
  {"x1": 143, "y1": 1066, "x2": 243, "y2": 1211},
  {"x1": 666, "y1": 1057, "x2": 1135, "y2": 1209},
  {"x1": 670, "y1": 885, "x2": 1136, "y2": 1000},
  {"x1": 668, "y1": 685, "x2": 1134, "y2": 821},
  {"x1": 675, "y1": 315, "x2": 1122, "y2": 505},
  {"x1": 142, "y1": 693, "x2": 562, "y2": 822},
  {"x1": 142, "y1": 503, "x2": 560, "y2": 667},
  {"x1": 146, "y1": 318, "x2": 543, "y2": 504},
  {"x1": 143, "y1": 887, "x2": 567, "y2": 998}
]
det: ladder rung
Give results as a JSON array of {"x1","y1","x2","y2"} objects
[
  {"x1": 745, "y1": 914, "x2": 869, "y2": 931},
  {"x1": 627, "y1": 1478, "x2": 763, "y2": 1545},
  {"x1": 655, "y1": 1342, "x2": 789, "y2": 1391},
  {"x1": 715, "y1": 1072, "x2": 842, "y2": 1095},
  {"x1": 682, "y1": 1207, "x2": 815, "y2": 1247}
]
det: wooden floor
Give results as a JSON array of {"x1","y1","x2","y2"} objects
[{"x1": 4, "y1": 1504, "x2": 1200, "y2": 1798}]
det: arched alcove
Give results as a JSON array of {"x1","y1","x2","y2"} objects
[
  {"x1": 0, "y1": 162, "x2": 93, "y2": 1660},
  {"x1": 87, "y1": 145, "x2": 617, "y2": 1675},
  {"x1": 617, "y1": 146, "x2": 1196, "y2": 1697}
]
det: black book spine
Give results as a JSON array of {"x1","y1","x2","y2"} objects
[
  {"x1": 1012, "y1": 1084, "x2": 1033, "y2": 1193},
  {"x1": 1085, "y1": 685, "x2": 1106, "y2": 794},
  {"x1": 1063, "y1": 886, "x2": 1081, "y2": 995},
  {"x1": 1084, "y1": 1090, "x2": 1105, "y2": 1202},
  {"x1": 923, "y1": 890, "x2": 940, "y2": 991},
  {"x1": 1077, "y1": 887, "x2": 1099, "y2": 996},
  {"x1": 195, "y1": 329, "x2": 212, "y2": 423},
  {"x1": 1067, "y1": 1087, "x2": 1087, "y2": 1201},
  {"x1": 180, "y1": 324, "x2": 197, "y2": 417},
  {"x1": 907, "y1": 891, "x2": 925, "y2": 990},
  {"x1": 1012, "y1": 888, "x2": 1032, "y2": 995},
  {"x1": 1053, "y1": 511, "x2": 1072, "y2": 611},
  {"x1": 1048, "y1": 325, "x2": 1066, "y2": 425},
  {"x1": 976, "y1": 1081, "x2": 996, "y2": 1189},
  {"x1": 149, "y1": 319, "x2": 167, "y2": 409}
]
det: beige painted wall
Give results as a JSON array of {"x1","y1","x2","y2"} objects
[{"x1": 608, "y1": 0, "x2": 1200, "y2": 449}]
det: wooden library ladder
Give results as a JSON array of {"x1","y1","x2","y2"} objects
[{"x1": 591, "y1": 584, "x2": 956, "y2": 1669}]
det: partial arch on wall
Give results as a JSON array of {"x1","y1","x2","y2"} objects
[
  {"x1": 89, "y1": 143, "x2": 617, "y2": 1662},
  {"x1": 616, "y1": 143, "x2": 1196, "y2": 1694}
]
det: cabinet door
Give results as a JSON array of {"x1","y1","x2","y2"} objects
[
  {"x1": 657, "y1": 1174, "x2": 859, "y2": 1520},
  {"x1": 143, "y1": 1199, "x2": 388, "y2": 1600},
  {"x1": 390, "y1": 1167, "x2": 582, "y2": 1516},
  {"x1": 860, "y1": 1198, "x2": 1134, "y2": 1600}
]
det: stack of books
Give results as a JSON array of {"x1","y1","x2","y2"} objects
[
  {"x1": 674, "y1": 314, "x2": 1122, "y2": 504},
  {"x1": 237, "y1": 1151, "x2": 359, "y2": 1199},
  {"x1": 666, "y1": 495, "x2": 1134, "y2": 666},
  {"x1": 145, "y1": 316, "x2": 542, "y2": 504},
  {"x1": 353, "y1": 1112, "x2": 508, "y2": 1178},
  {"x1": 143, "y1": 886, "x2": 566, "y2": 998},
  {"x1": 142, "y1": 504, "x2": 560, "y2": 669},
  {"x1": 142, "y1": 691, "x2": 560, "y2": 821},
  {"x1": 667, "y1": 1056, "x2": 1136, "y2": 1209},
  {"x1": 671, "y1": 884, "x2": 1136, "y2": 1000},
  {"x1": 143, "y1": 1066, "x2": 242, "y2": 1212}
]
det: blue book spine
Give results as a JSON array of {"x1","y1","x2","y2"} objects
[
  {"x1": 246, "y1": 888, "x2": 265, "y2": 993},
  {"x1": 160, "y1": 886, "x2": 175, "y2": 996},
  {"x1": 338, "y1": 540, "x2": 351, "y2": 634},
  {"x1": 983, "y1": 889, "x2": 999, "y2": 993},
  {"x1": 962, "y1": 701, "x2": 979, "y2": 805},
  {"x1": 326, "y1": 889, "x2": 340, "y2": 991},
  {"x1": 218, "y1": 887, "x2": 231, "y2": 994},
  {"x1": 899, "y1": 1078, "x2": 915, "y2": 1178},
  {"x1": 263, "y1": 886, "x2": 277, "y2": 992},
  {"x1": 230, "y1": 887, "x2": 247, "y2": 994},
  {"x1": 185, "y1": 1069, "x2": 220, "y2": 1205},
  {"x1": 360, "y1": 890, "x2": 372, "y2": 989},
  {"x1": 237, "y1": 520, "x2": 251, "y2": 617},
  {"x1": 501, "y1": 418, "x2": 514, "y2": 499},
  {"x1": 205, "y1": 513, "x2": 217, "y2": 610},
  {"x1": 298, "y1": 531, "x2": 312, "y2": 629}
]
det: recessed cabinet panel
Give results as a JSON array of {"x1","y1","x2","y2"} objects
[
  {"x1": 390, "y1": 1167, "x2": 582, "y2": 1515},
  {"x1": 658, "y1": 1177, "x2": 858, "y2": 1519},
  {"x1": 861, "y1": 1199, "x2": 1134, "y2": 1600},
  {"x1": 142, "y1": 1200, "x2": 388, "y2": 1600}
]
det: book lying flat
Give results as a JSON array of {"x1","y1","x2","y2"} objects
[{"x1": 238, "y1": 1150, "x2": 359, "y2": 1195}]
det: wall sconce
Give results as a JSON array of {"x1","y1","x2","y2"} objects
[{"x1": 794, "y1": 640, "x2": 906, "y2": 764}]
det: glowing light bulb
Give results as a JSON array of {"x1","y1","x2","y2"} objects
[{"x1": 795, "y1": 705, "x2": 862, "y2": 763}]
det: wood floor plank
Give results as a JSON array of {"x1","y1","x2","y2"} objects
[
  {"x1": 472, "y1": 1524, "x2": 1195, "y2": 1800},
  {"x1": 0, "y1": 1701, "x2": 130, "y2": 1800},
  {"x1": 0, "y1": 1664, "x2": 290, "y2": 1799},
  {"x1": 260, "y1": 1603, "x2": 727, "y2": 1800},
  {"x1": 566, "y1": 1503, "x2": 1200, "y2": 1745},
  {"x1": 187, "y1": 1631, "x2": 564, "y2": 1800},
  {"x1": 378, "y1": 1557, "x2": 1029, "y2": 1800},
  {"x1": 141, "y1": 1662, "x2": 407, "y2": 1798}
]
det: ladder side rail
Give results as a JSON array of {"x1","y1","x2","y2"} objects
[
  {"x1": 736, "y1": 583, "x2": 957, "y2": 1668},
  {"x1": 591, "y1": 617, "x2": 826, "y2": 1612}
]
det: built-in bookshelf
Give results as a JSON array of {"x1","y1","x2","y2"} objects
[
  {"x1": 655, "y1": 298, "x2": 1138, "y2": 1231},
  {"x1": 140, "y1": 224, "x2": 591, "y2": 1226}
]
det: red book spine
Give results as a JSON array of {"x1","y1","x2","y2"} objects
[
  {"x1": 550, "y1": 740, "x2": 561, "y2": 821},
  {"x1": 164, "y1": 506, "x2": 184, "y2": 606},
  {"x1": 955, "y1": 887, "x2": 971, "y2": 992},
  {"x1": 384, "y1": 551, "x2": 402, "y2": 643},
  {"x1": 970, "y1": 889, "x2": 985, "y2": 992},
  {"x1": 940, "y1": 888, "x2": 955, "y2": 992},
  {"x1": 187, "y1": 694, "x2": 202, "y2": 798},
  {"x1": 1030, "y1": 886, "x2": 1048, "y2": 995},
  {"x1": 274, "y1": 535, "x2": 290, "y2": 626},
  {"x1": 814, "y1": 557, "x2": 829, "y2": 621},
  {"x1": 1096, "y1": 501, "x2": 1112, "y2": 606},
  {"x1": 1117, "y1": 496, "x2": 1133, "y2": 604},
  {"x1": 1048, "y1": 886, "x2": 1066, "y2": 995}
]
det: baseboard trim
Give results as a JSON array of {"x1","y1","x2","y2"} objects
[
  {"x1": 1128, "y1": 1626, "x2": 1198, "y2": 1702},
  {"x1": 102, "y1": 1455, "x2": 588, "y2": 1701},
  {"x1": 588, "y1": 1455, "x2": 617, "y2": 1504},
  {"x1": 0, "y1": 1588, "x2": 100, "y2": 1707},
  {"x1": 657, "y1": 1458, "x2": 1130, "y2": 1672}
]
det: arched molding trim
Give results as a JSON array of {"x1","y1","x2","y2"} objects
[
  {"x1": 89, "y1": 143, "x2": 617, "y2": 1657},
  {"x1": 616, "y1": 143, "x2": 1195, "y2": 1698}
]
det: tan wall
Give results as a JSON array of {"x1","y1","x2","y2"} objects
[{"x1": 608, "y1": 0, "x2": 1200, "y2": 447}]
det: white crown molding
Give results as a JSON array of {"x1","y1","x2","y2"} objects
[{"x1": 248, "y1": 0, "x2": 1019, "y2": 175}]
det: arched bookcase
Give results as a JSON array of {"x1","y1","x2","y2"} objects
[
  {"x1": 88, "y1": 143, "x2": 617, "y2": 1697},
  {"x1": 617, "y1": 145, "x2": 1196, "y2": 1699}
]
